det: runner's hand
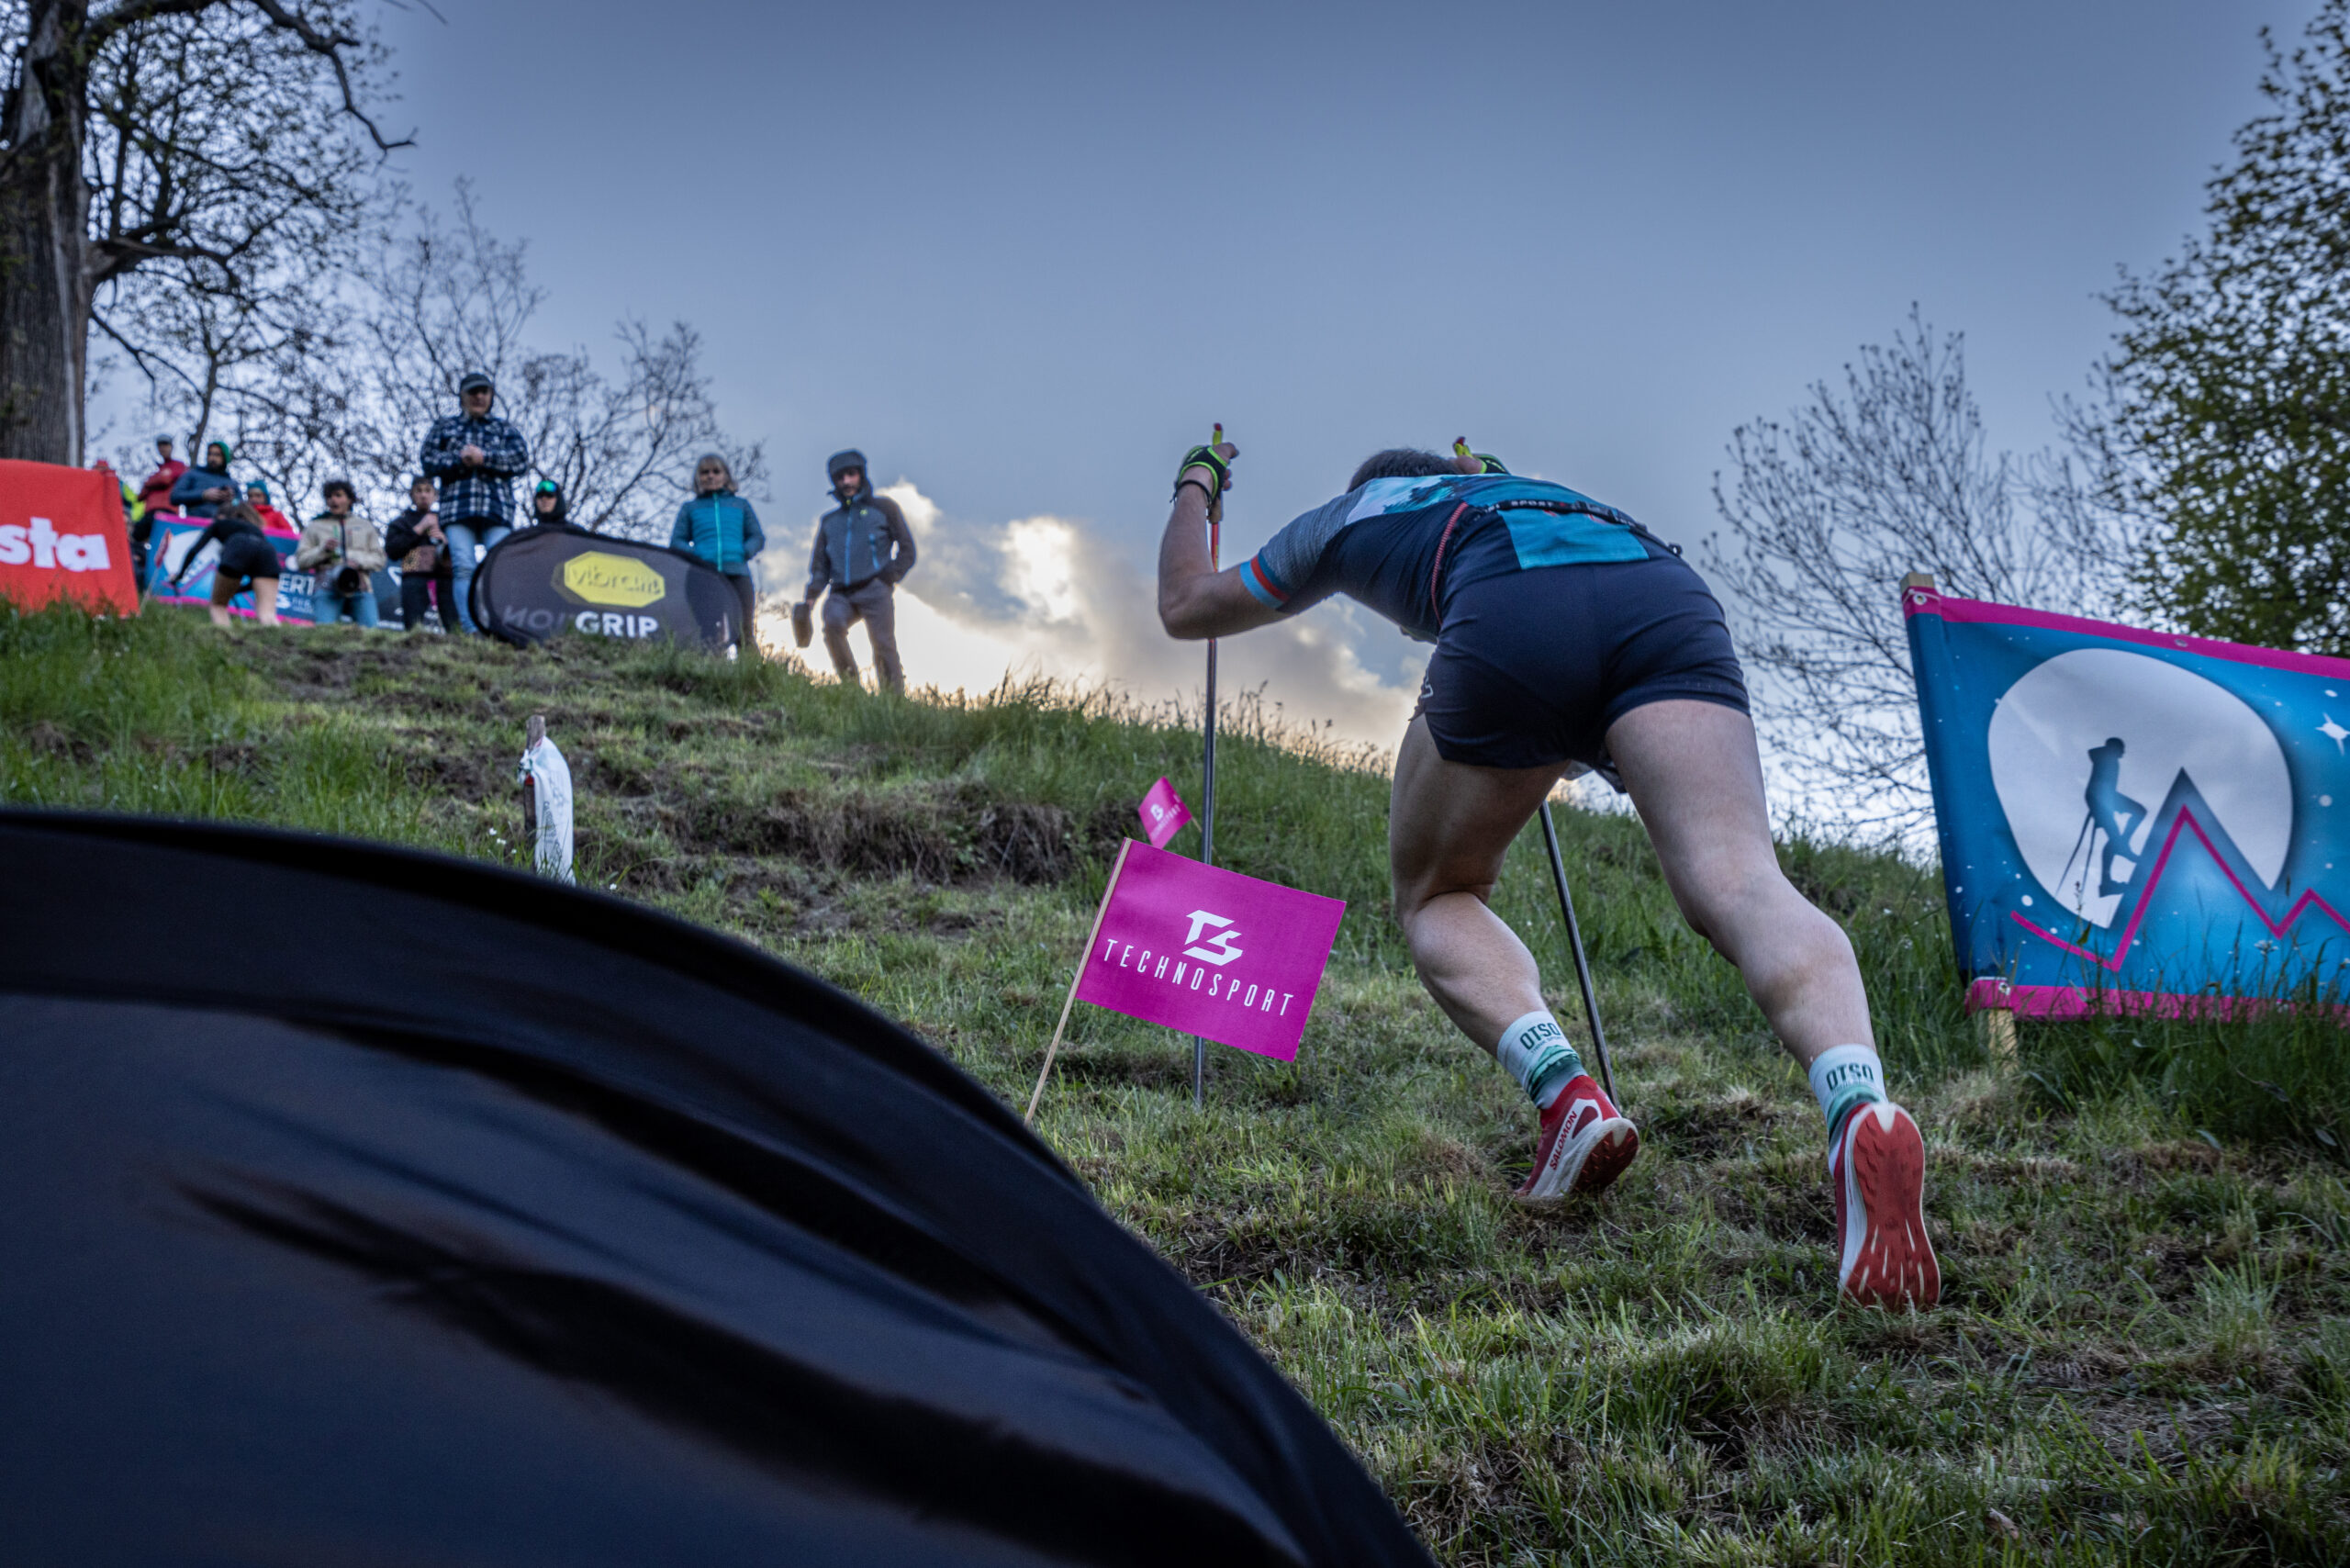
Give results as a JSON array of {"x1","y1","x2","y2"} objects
[
  {"x1": 1174, "y1": 429, "x2": 1237, "y2": 503},
  {"x1": 1453, "y1": 438, "x2": 1507, "y2": 476}
]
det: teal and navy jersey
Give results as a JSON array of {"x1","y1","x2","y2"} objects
[{"x1": 1238, "y1": 474, "x2": 1651, "y2": 641}]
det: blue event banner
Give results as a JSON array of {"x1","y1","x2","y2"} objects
[
  {"x1": 1908, "y1": 587, "x2": 2350, "y2": 1017},
  {"x1": 145, "y1": 514, "x2": 314, "y2": 622}
]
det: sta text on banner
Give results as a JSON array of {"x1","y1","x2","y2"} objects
[
  {"x1": 0, "y1": 460, "x2": 137, "y2": 616},
  {"x1": 1074, "y1": 842, "x2": 1344, "y2": 1061}
]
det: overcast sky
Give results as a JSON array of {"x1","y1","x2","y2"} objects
[{"x1": 203, "y1": 1, "x2": 2330, "y2": 745}]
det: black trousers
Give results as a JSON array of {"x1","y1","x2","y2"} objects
[{"x1": 400, "y1": 571, "x2": 463, "y2": 632}]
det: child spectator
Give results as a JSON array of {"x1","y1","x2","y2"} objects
[
  {"x1": 385, "y1": 476, "x2": 463, "y2": 633},
  {"x1": 244, "y1": 482, "x2": 297, "y2": 538},
  {"x1": 669, "y1": 454, "x2": 765, "y2": 655},
  {"x1": 170, "y1": 502, "x2": 283, "y2": 629},
  {"x1": 168, "y1": 442, "x2": 238, "y2": 519},
  {"x1": 297, "y1": 479, "x2": 388, "y2": 629}
]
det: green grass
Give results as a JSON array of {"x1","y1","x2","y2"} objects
[{"x1": 8, "y1": 601, "x2": 2349, "y2": 1563}]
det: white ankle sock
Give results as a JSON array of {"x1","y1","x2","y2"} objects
[
  {"x1": 1808, "y1": 1043, "x2": 1886, "y2": 1141},
  {"x1": 1496, "y1": 1010, "x2": 1584, "y2": 1109}
]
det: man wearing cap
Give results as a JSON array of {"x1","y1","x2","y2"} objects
[
  {"x1": 800, "y1": 450, "x2": 916, "y2": 693},
  {"x1": 137, "y1": 436, "x2": 185, "y2": 521},
  {"x1": 419, "y1": 372, "x2": 531, "y2": 634}
]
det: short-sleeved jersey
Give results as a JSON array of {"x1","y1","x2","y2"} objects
[{"x1": 1237, "y1": 474, "x2": 1651, "y2": 641}]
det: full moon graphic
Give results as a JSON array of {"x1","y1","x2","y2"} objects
[{"x1": 1986, "y1": 649, "x2": 2291, "y2": 929}]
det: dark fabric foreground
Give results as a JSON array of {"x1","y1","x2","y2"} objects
[{"x1": 0, "y1": 811, "x2": 1430, "y2": 1566}]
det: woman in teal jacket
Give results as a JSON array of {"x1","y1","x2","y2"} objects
[{"x1": 669, "y1": 454, "x2": 766, "y2": 655}]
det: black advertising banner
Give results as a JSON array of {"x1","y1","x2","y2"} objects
[{"x1": 473, "y1": 525, "x2": 740, "y2": 650}]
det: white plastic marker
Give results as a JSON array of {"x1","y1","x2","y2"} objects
[{"x1": 518, "y1": 715, "x2": 576, "y2": 883}]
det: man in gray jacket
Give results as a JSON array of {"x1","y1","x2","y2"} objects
[{"x1": 800, "y1": 450, "x2": 917, "y2": 692}]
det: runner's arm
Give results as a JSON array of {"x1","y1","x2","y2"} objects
[{"x1": 1158, "y1": 476, "x2": 1281, "y2": 640}]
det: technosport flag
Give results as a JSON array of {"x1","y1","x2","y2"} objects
[
  {"x1": 1137, "y1": 778, "x2": 1192, "y2": 848},
  {"x1": 1075, "y1": 843, "x2": 1344, "y2": 1060},
  {"x1": 1908, "y1": 586, "x2": 2350, "y2": 1017}
]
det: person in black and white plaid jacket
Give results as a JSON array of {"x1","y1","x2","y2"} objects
[{"x1": 419, "y1": 371, "x2": 531, "y2": 633}]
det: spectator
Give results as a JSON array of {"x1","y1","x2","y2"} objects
[
  {"x1": 385, "y1": 476, "x2": 462, "y2": 633},
  {"x1": 419, "y1": 371, "x2": 529, "y2": 633},
  {"x1": 170, "y1": 501, "x2": 282, "y2": 629},
  {"x1": 297, "y1": 479, "x2": 388, "y2": 629},
  {"x1": 670, "y1": 454, "x2": 766, "y2": 655},
  {"x1": 800, "y1": 449, "x2": 914, "y2": 693},
  {"x1": 138, "y1": 435, "x2": 186, "y2": 519},
  {"x1": 529, "y1": 478, "x2": 569, "y2": 528},
  {"x1": 243, "y1": 481, "x2": 297, "y2": 538},
  {"x1": 168, "y1": 441, "x2": 238, "y2": 520}
]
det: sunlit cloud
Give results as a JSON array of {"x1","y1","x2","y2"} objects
[{"x1": 759, "y1": 480, "x2": 1424, "y2": 756}]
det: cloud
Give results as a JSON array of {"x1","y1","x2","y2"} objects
[{"x1": 761, "y1": 481, "x2": 1424, "y2": 755}]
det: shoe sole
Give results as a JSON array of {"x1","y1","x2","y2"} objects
[
  {"x1": 1840, "y1": 1104, "x2": 1940, "y2": 1309},
  {"x1": 1517, "y1": 1116, "x2": 1640, "y2": 1202}
]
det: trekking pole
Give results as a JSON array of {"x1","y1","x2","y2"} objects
[
  {"x1": 1539, "y1": 800, "x2": 1617, "y2": 1103},
  {"x1": 1195, "y1": 423, "x2": 1223, "y2": 1113}
]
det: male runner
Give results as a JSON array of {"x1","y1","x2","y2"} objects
[{"x1": 1156, "y1": 436, "x2": 1938, "y2": 1309}]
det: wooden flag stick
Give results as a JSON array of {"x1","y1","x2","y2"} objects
[{"x1": 1025, "y1": 838, "x2": 1135, "y2": 1126}]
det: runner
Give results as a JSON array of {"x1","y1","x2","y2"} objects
[{"x1": 1155, "y1": 436, "x2": 1938, "y2": 1308}]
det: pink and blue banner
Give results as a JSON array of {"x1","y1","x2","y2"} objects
[
  {"x1": 1074, "y1": 842, "x2": 1344, "y2": 1060},
  {"x1": 145, "y1": 513, "x2": 315, "y2": 622},
  {"x1": 1908, "y1": 587, "x2": 2350, "y2": 1018}
]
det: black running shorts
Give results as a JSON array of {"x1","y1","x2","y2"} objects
[
  {"x1": 216, "y1": 533, "x2": 281, "y2": 581},
  {"x1": 1413, "y1": 539, "x2": 1749, "y2": 775}
]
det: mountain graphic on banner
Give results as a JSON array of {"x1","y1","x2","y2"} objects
[{"x1": 2011, "y1": 769, "x2": 2350, "y2": 975}]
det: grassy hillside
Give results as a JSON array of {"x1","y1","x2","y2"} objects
[{"x1": 7, "y1": 603, "x2": 2348, "y2": 1564}]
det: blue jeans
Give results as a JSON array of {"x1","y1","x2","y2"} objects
[
  {"x1": 314, "y1": 588, "x2": 381, "y2": 628},
  {"x1": 443, "y1": 520, "x2": 511, "y2": 634}
]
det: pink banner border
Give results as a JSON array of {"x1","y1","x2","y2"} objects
[
  {"x1": 1902, "y1": 586, "x2": 2350, "y2": 680},
  {"x1": 1965, "y1": 978, "x2": 2350, "y2": 1024}
]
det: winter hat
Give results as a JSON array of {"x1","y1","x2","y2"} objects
[
  {"x1": 826, "y1": 449, "x2": 867, "y2": 491},
  {"x1": 459, "y1": 372, "x2": 494, "y2": 395},
  {"x1": 245, "y1": 481, "x2": 270, "y2": 500}
]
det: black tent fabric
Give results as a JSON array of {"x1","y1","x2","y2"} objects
[{"x1": 0, "y1": 811, "x2": 1432, "y2": 1566}]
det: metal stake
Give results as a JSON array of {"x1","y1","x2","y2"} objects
[
  {"x1": 1539, "y1": 800, "x2": 1617, "y2": 1103},
  {"x1": 1195, "y1": 506, "x2": 1219, "y2": 1113}
]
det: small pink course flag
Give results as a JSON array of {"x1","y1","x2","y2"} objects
[
  {"x1": 1075, "y1": 843, "x2": 1344, "y2": 1061},
  {"x1": 1137, "y1": 777, "x2": 1192, "y2": 848}
]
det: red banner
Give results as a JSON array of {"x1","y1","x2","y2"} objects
[{"x1": 0, "y1": 460, "x2": 138, "y2": 616}]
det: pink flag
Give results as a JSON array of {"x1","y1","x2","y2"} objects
[
  {"x1": 1075, "y1": 843, "x2": 1344, "y2": 1060},
  {"x1": 1136, "y1": 777, "x2": 1192, "y2": 848}
]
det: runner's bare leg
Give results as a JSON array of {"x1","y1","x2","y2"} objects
[
  {"x1": 1605, "y1": 700, "x2": 1869, "y2": 1069},
  {"x1": 1388, "y1": 718, "x2": 1563, "y2": 1053}
]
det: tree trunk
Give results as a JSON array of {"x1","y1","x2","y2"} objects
[{"x1": 0, "y1": 0, "x2": 92, "y2": 465}]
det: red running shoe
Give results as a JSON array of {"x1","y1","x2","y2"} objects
[
  {"x1": 1830, "y1": 1102, "x2": 1941, "y2": 1308},
  {"x1": 1514, "y1": 1075, "x2": 1639, "y2": 1201}
]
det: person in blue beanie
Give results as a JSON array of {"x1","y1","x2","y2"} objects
[{"x1": 669, "y1": 453, "x2": 765, "y2": 655}]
